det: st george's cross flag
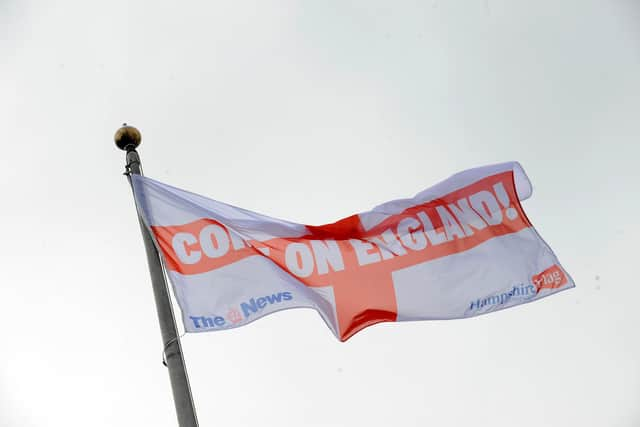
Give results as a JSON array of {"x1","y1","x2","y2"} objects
[{"x1": 131, "y1": 162, "x2": 574, "y2": 341}]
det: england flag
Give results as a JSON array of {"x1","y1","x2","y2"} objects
[{"x1": 132, "y1": 162, "x2": 574, "y2": 341}]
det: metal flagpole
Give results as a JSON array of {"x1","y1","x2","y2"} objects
[{"x1": 115, "y1": 124, "x2": 199, "y2": 427}]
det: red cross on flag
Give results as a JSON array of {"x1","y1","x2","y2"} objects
[{"x1": 132, "y1": 162, "x2": 574, "y2": 341}]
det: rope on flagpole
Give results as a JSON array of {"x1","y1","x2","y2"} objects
[{"x1": 163, "y1": 332, "x2": 188, "y2": 367}]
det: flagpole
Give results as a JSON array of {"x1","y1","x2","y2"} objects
[{"x1": 115, "y1": 124, "x2": 199, "y2": 427}]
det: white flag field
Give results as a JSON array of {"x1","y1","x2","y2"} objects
[{"x1": 132, "y1": 162, "x2": 574, "y2": 341}]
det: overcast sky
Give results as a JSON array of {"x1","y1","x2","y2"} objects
[{"x1": 2, "y1": 1, "x2": 639, "y2": 426}]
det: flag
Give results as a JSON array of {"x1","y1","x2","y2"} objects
[{"x1": 132, "y1": 162, "x2": 574, "y2": 341}]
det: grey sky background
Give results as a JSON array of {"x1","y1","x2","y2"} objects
[{"x1": 2, "y1": 1, "x2": 639, "y2": 426}]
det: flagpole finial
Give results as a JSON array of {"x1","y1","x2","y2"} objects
[{"x1": 115, "y1": 123, "x2": 142, "y2": 151}]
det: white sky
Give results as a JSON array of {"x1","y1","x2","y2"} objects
[{"x1": 2, "y1": 1, "x2": 639, "y2": 426}]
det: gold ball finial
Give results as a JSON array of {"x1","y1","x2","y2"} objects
[{"x1": 114, "y1": 123, "x2": 142, "y2": 151}]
